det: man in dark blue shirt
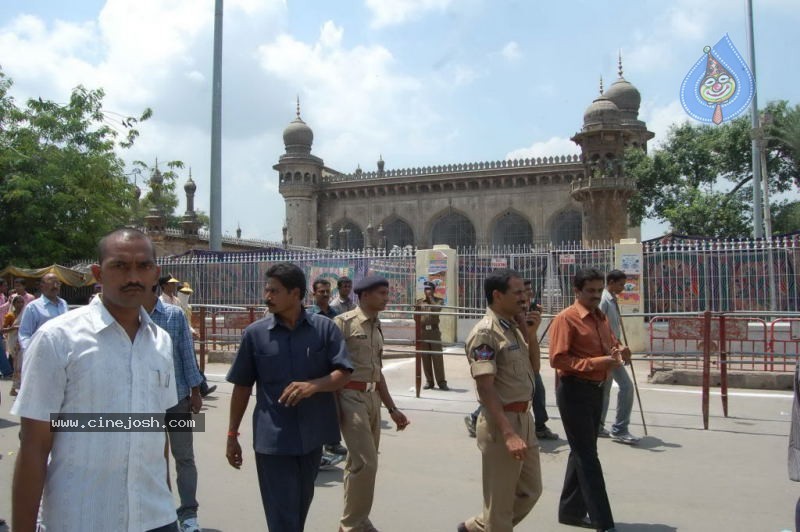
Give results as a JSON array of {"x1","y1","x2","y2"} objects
[
  {"x1": 226, "y1": 263, "x2": 353, "y2": 532},
  {"x1": 309, "y1": 277, "x2": 339, "y2": 320}
]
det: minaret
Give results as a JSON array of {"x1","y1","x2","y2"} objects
[
  {"x1": 570, "y1": 56, "x2": 653, "y2": 244},
  {"x1": 274, "y1": 97, "x2": 324, "y2": 247},
  {"x1": 144, "y1": 161, "x2": 167, "y2": 234},
  {"x1": 180, "y1": 169, "x2": 200, "y2": 238}
]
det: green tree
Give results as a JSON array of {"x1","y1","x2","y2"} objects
[
  {"x1": 0, "y1": 69, "x2": 151, "y2": 266},
  {"x1": 772, "y1": 200, "x2": 800, "y2": 234},
  {"x1": 626, "y1": 100, "x2": 800, "y2": 237}
]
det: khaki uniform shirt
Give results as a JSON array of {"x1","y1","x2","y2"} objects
[
  {"x1": 415, "y1": 296, "x2": 443, "y2": 338},
  {"x1": 466, "y1": 308, "x2": 534, "y2": 404},
  {"x1": 334, "y1": 306, "x2": 383, "y2": 383}
]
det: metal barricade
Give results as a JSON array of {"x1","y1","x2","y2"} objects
[{"x1": 768, "y1": 318, "x2": 800, "y2": 373}]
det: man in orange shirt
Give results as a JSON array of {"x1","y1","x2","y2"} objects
[{"x1": 549, "y1": 268, "x2": 630, "y2": 532}]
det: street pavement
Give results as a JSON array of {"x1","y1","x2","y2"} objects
[{"x1": 0, "y1": 352, "x2": 795, "y2": 531}]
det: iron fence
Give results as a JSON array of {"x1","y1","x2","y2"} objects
[
  {"x1": 642, "y1": 234, "x2": 800, "y2": 314},
  {"x1": 140, "y1": 235, "x2": 800, "y2": 315}
]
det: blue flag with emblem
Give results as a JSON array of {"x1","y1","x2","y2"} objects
[{"x1": 680, "y1": 34, "x2": 754, "y2": 125}]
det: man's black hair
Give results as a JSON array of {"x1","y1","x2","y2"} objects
[
  {"x1": 523, "y1": 279, "x2": 532, "y2": 287},
  {"x1": 337, "y1": 276, "x2": 352, "y2": 288},
  {"x1": 484, "y1": 268, "x2": 521, "y2": 305},
  {"x1": 267, "y1": 263, "x2": 307, "y2": 300},
  {"x1": 97, "y1": 227, "x2": 155, "y2": 263},
  {"x1": 158, "y1": 276, "x2": 172, "y2": 287},
  {"x1": 312, "y1": 277, "x2": 331, "y2": 292},
  {"x1": 573, "y1": 268, "x2": 605, "y2": 290},
  {"x1": 606, "y1": 269, "x2": 627, "y2": 284}
]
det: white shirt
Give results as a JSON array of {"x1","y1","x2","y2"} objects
[{"x1": 11, "y1": 297, "x2": 177, "y2": 532}]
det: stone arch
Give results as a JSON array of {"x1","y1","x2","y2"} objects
[
  {"x1": 549, "y1": 209, "x2": 582, "y2": 245},
  {"x1": 429, "y1": 209, "x2": 476, "y2": 248},
  {"x1": 490, "y1": 211, "x2": 533, "y2": 246},
  {"x1": 331, "y1": 219, "x2": 365, "y2": 250},
  {"x1": 381, "y1": 216, "x2": 415, "y2": 248}
]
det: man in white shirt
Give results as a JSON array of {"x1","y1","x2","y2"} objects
[
  {"x1": 160, "y1": 275, "x2": 182, "y2": 307},
  {"x1": 11, "y1": 228, "x2": 179, "y2": 532}
]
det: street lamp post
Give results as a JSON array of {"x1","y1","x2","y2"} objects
[{"x1": 752, "y1": 112, "x2": 777, "y2": 311}]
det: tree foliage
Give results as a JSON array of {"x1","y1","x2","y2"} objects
[
  {"x1": 0, "y1": 69, "x2": 151, "y2": 266},
  {"x1": 626, "y1": 100, "x2": 800, "y2": 237}
]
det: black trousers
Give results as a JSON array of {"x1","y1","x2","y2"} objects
[
  {"x1": 532, "y1": 371, "x2": 549, "y2": 430},
  {"x1": 556, "y1": 377, "x2": 614, "y2": 529},
  {"x1": 255, "y1": 448, "x2": 323, "y2": 532}
]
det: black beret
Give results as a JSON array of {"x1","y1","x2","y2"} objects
[
  {"x1": 423, "y1": 281, "x2": 435, "y2": 290},
  {"x1": 354, "y1": 275, "x2": 389, "y2": 295}
]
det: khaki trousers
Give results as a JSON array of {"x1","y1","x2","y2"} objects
[
  {"x1": 420, "y1": 335, "x2": 446, "y2": 385},
  {"x1": 339, "y1": 388, "x2": 382, "y2": 532},
  {"x1": 465, "y1": 410, "x2": 542, "y2": 532}
]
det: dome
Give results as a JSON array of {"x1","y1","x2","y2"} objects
[
  {"x1": 604, "y1": 77, "x2": 641, "y2": 114},
  {"x1": 282, "y1": 117, "x2": 313, "y2": 152},
  {"x1": 184, "y1": 176, "x2": 196, "y2": 194},
  {"x1": 583, "y1": 95, "x2": 620, "y2": 126},
  {"x1": 150, "y1": 167, "x2": 163, "y2": 185}
]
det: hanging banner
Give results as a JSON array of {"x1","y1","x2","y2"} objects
[{"x1": 680, "y1": 34, "x2": 754, "y2": 125}]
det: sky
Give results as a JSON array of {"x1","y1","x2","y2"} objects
[{"x1": 1, "y1": 0, "x2": 798, "y2": 242}]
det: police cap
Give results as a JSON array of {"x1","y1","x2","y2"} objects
[{"x1": 354, "y1": 275, "x2": 389, "y2": 295}]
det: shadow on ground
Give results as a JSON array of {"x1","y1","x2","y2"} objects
[{"x1": 616, "y1": 522, "x2": 677, "y2": 531}]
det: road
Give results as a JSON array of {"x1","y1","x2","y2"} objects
[{"x1": 0, "y1": 353, "x2": 795, "y2": 531}]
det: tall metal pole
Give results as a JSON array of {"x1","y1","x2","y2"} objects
[
  {"x1": 209, "y1": 0, "x2": 223, "y2": 251},
  {"x1": 746, "y1": 0, "x2": 764, "y2": 238},
  {"x1": 760, "y1": 133, "x2": 777, "y2": 310}
]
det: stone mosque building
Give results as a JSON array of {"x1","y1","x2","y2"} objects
[{"x1": 277, "y1": 62, "x2": 654, "y2": 250}]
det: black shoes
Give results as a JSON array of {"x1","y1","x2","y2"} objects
[
  {"x1": 325, "y1": 443, "x2": 348, "y2": 456},
  {"x1": 535, "y1": 426, "x2": 559, "y2": 440},
  {"x1": 200, "y1": 384, "x2": 217, "y2": 397},
  {"x1": 423, "y1": 383, "x2": 434, "y2": 389},
  {"x1": 558, "y1": 515, "x2": 594, "y2": 529},
  {"x1": 457, "y1": 522, "x2": 468, "y2": 532},
  {"x1": 438, "y1": 382, "x2": 450, "y2": 390}
]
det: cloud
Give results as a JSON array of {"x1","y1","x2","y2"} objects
[
  {"x1": 505, "y1": 136, "x2": 580, "y2": 160},
  {"x1": 0, "y1": 0, "x2": 291, "y2": 242},
  {"x1": 255, "y1": 20, "x2": 443, "y2": 171},
  {"x1": 500, "y1": 41, "x2": 522, "y2": 62},
  {"x1": 639, "y1": 99, "x2": 695, "y2": 148},
  {"x1": 365, "y1": 0, "x2": 454, "y2": 28}
]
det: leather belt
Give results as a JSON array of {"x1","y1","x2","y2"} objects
[
  {"x1": 561, "y1": 375, "x2": 605, "y2": 387},
  {"x1": 502, "y1": 401, "x2": 531, "y2": 413},
  {"x1": 343, "y1": 381, "x2": 377, "y2": 392}
]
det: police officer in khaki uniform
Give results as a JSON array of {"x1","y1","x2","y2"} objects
[
  {"x1": 415, "y1": 280, "x2": 448, "y2": 390},
  {"x1": 335, "y1": 276, "x2": 410, "y2": 532},
  {"x1": 458, "y1": 269, "x2": 543, "y2": 532}
]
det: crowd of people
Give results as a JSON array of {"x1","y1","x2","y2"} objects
[{"x1": 4, "y1": 228, "x2": 798, "y2": 531}]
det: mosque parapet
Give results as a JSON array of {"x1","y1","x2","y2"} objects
[{"x1": 322, "y1": 154, "x2": 582, "y2": 183}]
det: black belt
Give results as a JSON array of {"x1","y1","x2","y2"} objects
[{"x1": 560, "y1": 375, "x2": 604, "y2": 387}]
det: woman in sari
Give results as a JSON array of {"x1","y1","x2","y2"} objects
[{"x1": 3, "y1": 294, "x2": 25, "y2": 396}]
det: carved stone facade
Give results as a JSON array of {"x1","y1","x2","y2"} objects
[{"x1": 277, "y1": 64, "x2": 653, "y2": 249}]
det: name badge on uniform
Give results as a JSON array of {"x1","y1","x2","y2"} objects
[
  {"x1": 508, "y1": 343, "x2": 520, "y2": 351},
  {"x1": 472, "y1": 344, "x2": 495, "y2": 361},
  {"x1": 425, "y1": 325, "x2": 432, "y2": 331}
]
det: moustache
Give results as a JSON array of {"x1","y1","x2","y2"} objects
[{"x1": 121, "y1": 283, "x2": 145, "y2": 292}]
